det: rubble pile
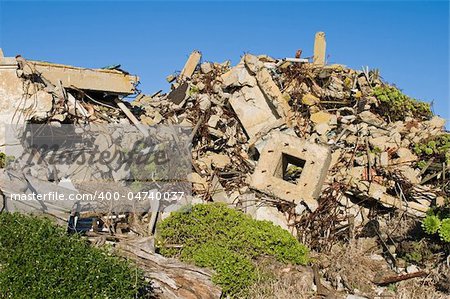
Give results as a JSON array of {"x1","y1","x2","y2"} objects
[{"x1": 133, "y1": 50, "x2": 448, "y2": 249}]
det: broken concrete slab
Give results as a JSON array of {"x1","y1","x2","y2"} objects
[
  {"x1": 24, "y1": 60, "x2": 139, "y2": 94},
  {"x1": 0, "y1": 63, "x2": 54, "y2": 126},
  {"x1": 243, "y1": 54, "x2": 293, "y2": 124},
  {"x1": 206, "y1": 152, "x2": 231, "y2": 169},
  {"x1": 395, "y1": 147, "x2": 418, "y2": 163},
  {"x1": 196, "y1": 152, "x2": 231, "y2": 173},
  {"x1": 178, "y1": 50, "x2": 202, "y2": 81},
  {"x1": 315, "y1": 123, "x2": 331, "y2": 135},
  {"x1": 426, "y1": 116, "x2": 446, "y2": 129},
  {"x1": 207, "y1": 115, "x2": 220, "y2": 128},
  {"x1": 198, "y1": 94, "x2": 211, "y2": 111},
  {"x1": 229, "y1": 85, "x2": 279, "y2": 140},
  {"x1": 359, "y1": 111, "x2": 384, "y2": 126},
  {"x1": 220, "y1": 61, "x2": 257, "y2": 88},
  {"x1": 250, "y1": 131, "x2": 331, "y2": 208},
  {"x1": 380, "y1": 152, "x2": 389, "y2": 167}
]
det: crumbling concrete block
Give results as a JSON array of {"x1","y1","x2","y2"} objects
[{"x1": 250, "y1": 131, "x2": 331, "y2": 208}]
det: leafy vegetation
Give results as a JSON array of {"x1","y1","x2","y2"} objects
[
  {"x1": 157, "y1": 203, "x2": 309, "y2": 296},
  {"x1": 372, "y1": 85, "x2": 432, "y2": 121},
  {"x1": 414, "y1": 134, "x2": 450, "y2": 165},
  {"x1": 439, "y1": 219, "x2": 450, "y2": 243},
  {"x1": 422, "y1": 215, "x2": 441, "y2": 234},
  {"x1": 422, "y1": 211, "x2": 450, "y2": 243},
  {"x1": 0, "y1": 152, "x2": 14, "y2": 168},
  {"x1": 0, "y1": 212, "x2": 149, "y2": 298}
]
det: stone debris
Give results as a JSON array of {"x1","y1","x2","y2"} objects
[
  {"x1": 1, "y1": 38, "x2": 448, "y2": 234},
  {"x1": 128, "y1": 47, "x2": 447, "y2": 244}
]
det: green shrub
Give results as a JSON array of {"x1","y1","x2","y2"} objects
[
  {"x1": 0, "y1": 213, "x2": 148, "y2": 298},
  {"x1": 413, "y1": 134, "x2": 450, "y2": 165},
  {"x1": 439, "y1": 219, "x2": 450, "y2": 243},
  {"x1": 157, "y1": 203, "x2": 309, "y2": 296},
  {"x1": 372, "y1": 85, "x2": 432, "y2": 121},
  {"x1": 187, "y1": 243, "x2": 256, "y2": 295},
  {"x1": 421, "y1": 209, "x2": 450, "y2": 244},
  {"x1": 422, "y1": 215, "x2": 441, "y2": 234},
  {"x1": 0, "y1": 152, "x2": 14, "y2": 168}
]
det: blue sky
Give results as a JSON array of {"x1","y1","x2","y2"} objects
[{"x1": 0, "y1": 1, "x2": 449, "y2": 123}]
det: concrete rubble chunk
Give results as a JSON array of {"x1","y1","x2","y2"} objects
[
  {"x1": 166, "y1": 74, "x2": 176, "y2": 83},
  {"x1": 206, "y1": 152, "x2": 231, "y2": 169},
  {"x1": 229, "y1": 85, "x2": 279, "y2": 140},
  {"x1": 197, "y1": 152, "x2": 231, "y2": 172},
  {"x1": 380, "y1": 152, "x2": 389, "y2": 167},
  {"x1": 207, "y1": 114, "x2": 220, "y2": 128},
  {"x1": 310, "y1": 110, "x2": 332, "y2": 124},
  {"x1": 210, "y1": 175, "x2": 229, "y2": 203},
  {"x1": 243, "y1": 54, "x2": 293, "y2": 125},
  {"x1": 250, "y1": 131, "x2": 331, "y2": 209},
  {"x1": 198, "y1": 94, "x2": 212, "y2": 111},
  {"x1": 187, "y1": 173, "x2": 208, "y2": 193},
  {"x1": 178, "y1": 50, "x2": 202, "y2": 81},
  {"x1": 359, "y1": 111, "x2": 384, "y2": 126},
  {"x1": 200, "y1": 62, "x2": 213, "y2": 74},
  {"x1": 395, "y1": 147, "x2": 418, "y2": 163},
  {"x1": 368, "y1": 136, "x2": 399, "y2": 151},
  {"x1": 426, "y1": 116, "x2": 446, "y2": 129},
  {"x1": 315, "y1": 123, "x2": 331, "y2": 135},
  {"x1": 398, "y1": 166, "x2": 420, "y2": 184},
  {"x1": 254, "y1": 206, "x2": 289, "y2": 231},
  {"x1": 28, "y1": 90, "x2": 53, "y2": 119},
  {"x1": 368, "y1": 183, "x2": 427, "y2": 215},
  {"x1": 220, "y1": 61, "x2": 256, "y2": 88},
  {"x1": 302, "y1": 93, "x2": 320, "y2": 106}
]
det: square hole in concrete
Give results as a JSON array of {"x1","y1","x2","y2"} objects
[{"x1": 274, "y1": 153, "x2": 306, "y2": 185}]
